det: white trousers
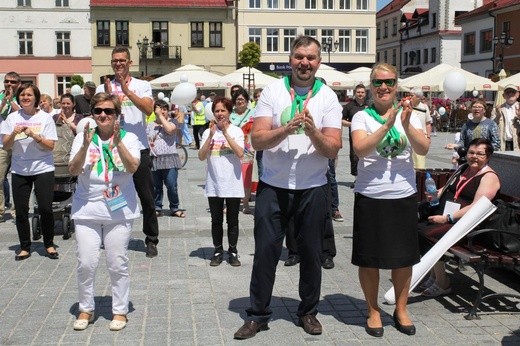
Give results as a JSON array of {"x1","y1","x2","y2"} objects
[{"x1": 75, "y1": 219, "x2": 133, "y2": 315}]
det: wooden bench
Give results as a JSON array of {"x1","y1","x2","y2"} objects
[{"x1": 424, "y1": 191, "x2": 520, "y2": 320}]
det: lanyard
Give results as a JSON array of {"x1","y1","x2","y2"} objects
[
  {"x1": 283, "y1": 76, "x2": 323, "y2": 121},
  {"x1": 95, "y1": 134, "x2": 114, "y2": 185},
  {"x1": 453, "y1": 165, "x2": 488, "y2": 201},
  {"x1": 235, "y1": 108, "x2": 251, "y2": 127}
]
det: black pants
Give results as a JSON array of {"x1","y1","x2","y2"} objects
[
  {"x1": 208, "y1": 197, "x2": 240, "y2": 251},
  {"x1": 505, "y1": 140, "x2": 513, "y2": 151},
  {"x1": 326, "y1": 158, "x2": 339, "y2": 212},
  {"x1": 193, "y1": 123, "x2": 208, "y2": 149},
  {"x1": 247, "y1": 182, "x2": 328, "y2": 323},
  {"x1": 348, "y1": 129, "x2": 358, "y2": 176},
  {"x1": 12, "y1": 171, "x2": 55, "y2": 251},
  {"x1": 133, "y1": 149, "x2": 159, "y2": 245},
  {"x1": 286, "y1": 182, "x2": 337, "y2": 260}
]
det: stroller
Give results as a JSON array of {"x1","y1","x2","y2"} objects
[{"x1": 32, "y1": 119, "x2": 76, "y2": 241}]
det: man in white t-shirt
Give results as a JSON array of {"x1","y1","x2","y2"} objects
[
  {"x1": 97, "y1": 47, "x2": 159, "y2": 258},
  {"x1": 491, "y1": 84, "x2": 520, "y2": 151},
  {"x1": 234, "y1": 36, "x2": 342, "y2": 340}
]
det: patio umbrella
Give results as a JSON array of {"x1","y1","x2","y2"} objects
[
  {"x1": 497, "y1": 70, "x2": 520, "y2": 90},
  {"x1": 219, "y1": 67, "x2": 278, "y2": 89},
  {"x1": 400, "y1": 64, "x2": 497, "y2": 92},
  {"x1": 149, "y1": 64, "x2": 222, "y2": 90},
  {"x1": 315, "y1": 64, "x2": 356, "y2": 89}
]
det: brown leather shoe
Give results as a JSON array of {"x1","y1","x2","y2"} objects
[
  {"x1": 233, "y1": 320, "x2": 269, "y2": 339},
  {"x1": 298, "y1": 314, "x2": 322, "y2": 335}
]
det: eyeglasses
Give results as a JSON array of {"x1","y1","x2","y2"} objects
[
  {"x1": 4, "y1": 80, "x2": 19, "y2": 84},
  {"x1": 93, "y1": 107, "x2": 117, "y2": 116},
  {"x1": 111, "y1": 59, "x2": 128, "y2": 64},
  {"x1": 466, "y1": 151, "x2": 487, "y2": 158},
  {"x1": 472, "y1": 106, "x2": 485, "y2": 109},
  {"x1": 371, "y1": 79, "x2": 397, "y2": 87},
  {"x1": 235, "y1": 98, "x2": 247, "y2": 103}
]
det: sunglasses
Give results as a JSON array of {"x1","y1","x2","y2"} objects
[
  {"x1": 371, "y1": 79, "x2": 397, "y2": 87},
  {"x1": 4, "y1": 80, "x2": 19, "y2": 84},
  {"x1": 93, "y1": 107, "x2": 116, "y2": 116}
]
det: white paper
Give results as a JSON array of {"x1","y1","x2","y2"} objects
[
  {"x1": 384, "y1": 196, "x2": 497, "y2": 305},
  {"x1": 443, "y1": 201, "x2": 461, "y2": 216}
]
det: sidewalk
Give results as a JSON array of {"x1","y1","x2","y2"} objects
[{"x1": 0, "y1": 131, "x2": 518, "y2": 345}]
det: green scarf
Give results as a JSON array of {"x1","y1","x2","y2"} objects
[
  {"x1": 93, "y1": 129, "x2": 127, "y2": 176},
  {"x1": 364, "y1": 105, "x2": 401, "y2": 146},
  {"x1": 283, "y1": 75, "x2": 323, "y2": 120}
]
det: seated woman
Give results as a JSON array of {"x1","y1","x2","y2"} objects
[{"x1": 417, "y1": 138, "x2": 501, "y2": 297}]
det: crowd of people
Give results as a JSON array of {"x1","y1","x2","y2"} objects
[{"x1": 0, "y1": 34, "x2": 518, "y2": 337}]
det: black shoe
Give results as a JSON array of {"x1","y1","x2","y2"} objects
[
  {"x1": 393, "y1": 311, "x2": 416, "y2": 335},
  {"x1": 228, "y1": 252, "x2": 241, "y2": 266},
  {"x1": 234, "y1": 320, "x2": 269, "y2": 339},
  {"x1": 322, "y1": 257, "x2": 335, "y2": 269},
  {"x1": 284, "y1": 255, "x2": 300, "y2": 266},
  {"x1": 145, "y1": 243, "x2": 158, "y2": 258},
  {"x1": 365, "y1": 318, "x2": 384, "y2": 337},
  {"x1": 298, "y1": 314, "x2": 322, "y2": 335},
  {"x1": 210, "y1": 252, "x2": 223, "y2": 266},
  {"x1": 15, "y1": 251, "x2": 31, "y2": 261}
]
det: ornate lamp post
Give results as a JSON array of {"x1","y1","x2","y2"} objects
[
  {"x1": 136, "y1": 36, "x2": 151, "y2": 76},
  {"x1": 493, "y1": 32, "x2": 514, "y2": 73},
  {"x1": 323, "y1": 37, "x2": 339, "y2": 64}
]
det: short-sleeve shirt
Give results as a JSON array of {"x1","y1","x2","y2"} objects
[
  {"x1": 200, "y1": 124, "x2": 245, "y2": 198},
  {"x1": 0, "y1": 109, "x2": 58, "y2": 175},
  {"x1": 69, "y1": 131, "x2": 141, "y2": 221},
  {"x1": 351, "y1": 109, "x2": 422, "y2": 199},
  {"x1": 254, "y1": 78, "x2": 342, "y2": 189}
]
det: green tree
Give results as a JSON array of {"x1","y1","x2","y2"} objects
[
  {"x1": 238, "y1": 42, "x2": 261, "y2": 91},
  {"x1": 70, "y1": 74, "x2": 85, "y2": 88}
]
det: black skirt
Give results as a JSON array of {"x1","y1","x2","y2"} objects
[{"x1": 351, "y1": 193, "x2": 420, "y2": 269}]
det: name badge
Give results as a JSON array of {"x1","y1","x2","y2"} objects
[{"x1": 103, "y1": 185, "x2": 127, "y2": 211}]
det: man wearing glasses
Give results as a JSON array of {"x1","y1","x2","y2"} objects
[
  {"x1": 0, "y1": 72, "x2": 21, "y2": 223},
  {"x1": 96, "y1": 47, "x2": 159, "y2": 258}
]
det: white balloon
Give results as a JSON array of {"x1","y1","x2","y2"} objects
[
  {"x1": 170, "y1": 82, "x2": 197, "y2": 105},
  {"x1": 180, "y1": 74, "x2": 188, "y2": 83},
  {"x1": 443, "y1": 71, "x2": 467, "y2": 100},
  {"x1": 438, "y1": 107, "x2": 446, "y2": 116},
  {"x1": 71, "y1": 85, "x2": 82, "y2": 96},
  {"x1": 472, "y1": 90, "x2": 479, "y2": 97},
  {"x1": 163, "y1": 97, "x2": 169, "y2": 103},
  {"x1": 205, "y1": 102, "x2": 214, "y2": 121},
  {"x1": 157, "y1": 92, "x2": 165, "y2": 100},
  {"x1": 76, "y1": 117, "x2": 97, "y2": 133}
]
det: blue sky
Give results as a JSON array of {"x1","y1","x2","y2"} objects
[{"x1": 377, "y1": 0, "x2": 392, "y2": 11}]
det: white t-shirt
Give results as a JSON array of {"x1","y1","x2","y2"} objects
[
  {"x1": 351, "y1": 108, "x2": 422, "y2": 199},
  {"x1": 254, "y1": 78, "x2": 342, "y2": 189},
  {"x1": 201, "y1": 124, "x2": 245, "y2": 198},
  {"x1": 96, "y1": 78, "x2": 152, "y2": 150},
  {"x1": 69, "y1": 131, "x2": 141, "y2": 221},
  {"x1": 0, "y1": 109, "x2": 57, "y2": 175},
  {"x1": 501, "y1": 102, "x2": 517, "y2": 140}
]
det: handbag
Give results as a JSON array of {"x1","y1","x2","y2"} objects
[{"x1": 475, "y1": 200, "x2": 520, "y2": 253}]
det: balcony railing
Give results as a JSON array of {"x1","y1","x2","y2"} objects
[{"x1": 141, "y1": 45, "x2": 182, "y2": 61}]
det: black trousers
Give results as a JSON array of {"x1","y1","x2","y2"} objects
[
  {"x1": 133, "y1": 149, "x2": 159, "y2": 245},
  {"x1": 208, "y1": 197, "x2": 240, "y2": 251},
  {"x1": 12, "y1": 171, "x2": 55, "y2": 251},
  {"x1": 286, "y1": 181, "x2": 337, "y2": 259},
  {"x1": 348, "y1": 129, "x2": 358, "y2": 176},
  {"x1": 247, "y1": 181, "x2": 328, "y2": 322},
  {"x1": 193, "y1": 122, "x2": 208, "y2": 149}
]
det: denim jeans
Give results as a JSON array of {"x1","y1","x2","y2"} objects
[{"x1": 152, "y1": 168, "x2": 179, "y2": 211}]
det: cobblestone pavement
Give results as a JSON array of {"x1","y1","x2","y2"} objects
[{"x1": 0, "y1": 131, "x2": 519, "y2": 345}]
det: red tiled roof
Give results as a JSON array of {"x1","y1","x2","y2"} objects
[
  {"x1": 492, "y1": 0, "x2": 520, "y2": 11},
  {"x1": 455, "y1": 0, "x2": 498, "y2": 22},
  {"x1": 90, "y1": 0, "x2": 230, "y2": 7},
  {"x1": 414, "y1": 8, "x2": 428, "y2": 16},
  {"x1": 377, "y1": 0, "x2": 411, "y2": 18}
]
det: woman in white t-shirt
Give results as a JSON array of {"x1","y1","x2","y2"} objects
[
  {"x1": 351, "y1": 63, "x2": 430, "y2": 337},
  {"x1": 1, "y1": 83, "x2": 58, "y2": 261},
  {"x1": 68, "y1": 92, "x2": 141, "y2": 332},
  {"x1": 198, "y1": 97, "x2": 245, "y2": 267}
]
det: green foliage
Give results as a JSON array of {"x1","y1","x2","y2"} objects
[
  {"x1": 238, "y1": 42, "x2": 261, "y2": 68},
  {"x1": 70, "y1": 75, "x2": 85, "y2": 87}
]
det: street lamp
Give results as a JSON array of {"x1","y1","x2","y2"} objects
[
  {"x1": 136, "y1": 36, "x2": 151, "y2": 76},
  {"x1": 492, "y1": 31, "x2": 514, "y2": 73},
  {"x1": 323, "y1": 37, "x2": 339, "y2": 64}
]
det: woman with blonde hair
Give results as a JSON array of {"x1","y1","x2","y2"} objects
[{"x1": 351, "y1": 63, "x2": 430, "y2": 337}]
